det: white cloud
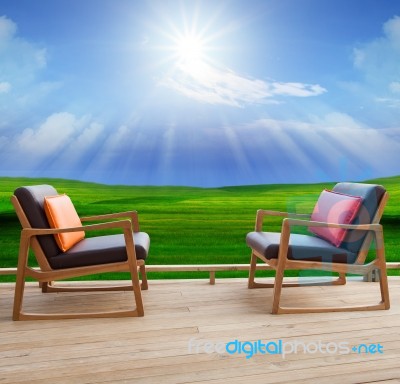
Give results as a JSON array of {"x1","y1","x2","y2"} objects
[
  {"x1": 0, "y1": 15, "x2": 17, "y2": 41},
  {"x1": 353, "y1": 15, "x2": 400, "y2": 74},
  {"x1": 232, "y1": 113, "x2": 400, "y2": 182},
  {"x1": 0, "y1": 113, "x2": 104, "y2": 171},
  {"x1": 352, "y1": 15, "x2": 400, "y2": 108},
  {"x1": 352, "y1": 48, "x2": 365, "y2": 68},
  {"x1": 15, "y1": 112, "x2": 78, "y2": 155},
  {"x1": 271, "y1": 82, "x2": 326, "y2": 97},
  {"x1": 0, "y1": 81, "x2": 11, "y2": 93},
  {"x1": 383, "y1": 15, "x2": 400, "y2": 48},
  {"x1": 53, "y1": 120, "x2": 105, "y2": 172},
  {"x1": 74, "y1": 121, "x2": 104, "y2": 149},
  {"x1": 389, "y1": 81, "x2": 400, "y2": 93},
  {"x1": 34, "y1": 48, "x2": 47, "y2": 69},
  {"x1": 353, "y1": 16, "x2": 400, "y2": 71},
  {"x1": 161, "y1": 61, "x2": 326, "y2": 107},
  {"x1": 0, "y1": 15, "x2": 47, "y2": 70},
  {"x1": 376, "y1": 97, "x2": 400, "y2": 108},
  {"x1": 0, "y1": 15, "x2": 50, "y2": 122}
]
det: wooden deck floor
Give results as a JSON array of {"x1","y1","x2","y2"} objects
[{"x1": 1, "y1": 277, "x2": 400, "y2": 383}]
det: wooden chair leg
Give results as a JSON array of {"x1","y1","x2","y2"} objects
[
  {"x1": 379, "y1": 267, "x2": 390, "y2": 309},
  {"x1": 248, "y1": 252, "x2": 257, "y2": 289},
  {"x1": 271, "y1": 267, "x2": 285, "y2": 314},
  {"x1": 133, "y1": 275, "x2": 144, "y2": 317},
  {"x1": 337, "y1": 273, "x2": 346, "y2": 285},
  {"x1": 377, "y1": 259, "x2": 390, "y2": 309},
  {"x1": 376, "y1": 230, "x2": 390, "y2": 309},
  {"x1": 140, "y1": 264, "x2": 148, "y2": 290},
  {"x1": 41, "y1": 281, "x2": 55, "y2": 292},
  {"x1": 13, "y1": 270, "x2": 26, "y2": 321},
  {"x1": 271, "y1": 220, "x2": 290, "y2": 314},
  {"x1": 128, "y1": 259, "x2": 144, "y2": 317},
  {"x1": 13, "y1": 235, "x2": 30, "y2": 321}
]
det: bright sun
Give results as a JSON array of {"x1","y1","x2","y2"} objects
[{"x1": 175, "y1": 34, "x2": 205, "y2": 62}]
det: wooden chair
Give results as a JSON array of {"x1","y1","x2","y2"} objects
[
  {"x1": 246, "y1": 182, "x2": 390, "y2": 314},
  {"x1": 11, "y1": 185, "x2": 150, "y2": 320}
]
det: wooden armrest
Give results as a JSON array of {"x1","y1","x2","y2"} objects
[
  {"x1": 285, "y1": 218, "x2": 382, "y2": 232},
  {"x1": 23, "y1": 219, "x2": 132, "y2": 238},
  {"x1": 255, "y1": 210, "x2": 310, "y2": 231},
  {"x1": 81, "y1": 211, "x2": 140, "y2": 232}
]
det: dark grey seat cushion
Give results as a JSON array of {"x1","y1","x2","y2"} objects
[
  {"x1": 246, "y1": 232, "x2": 357, "y2": 264},
  {"x1": 48, "y1": 232, "x2": 150, "y2": 269},
  {"x1": 14, "y1": 184, "x2": 150, "y2": 270}
]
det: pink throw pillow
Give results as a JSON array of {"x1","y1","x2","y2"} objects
[{"x1": 309, "y1": 189, "x2": 362, "y2": 247}]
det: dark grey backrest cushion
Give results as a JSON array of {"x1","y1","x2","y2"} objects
[
  {"x1": 14, "y1": 185, "x2": 60, "y2": 258},
  {"x1": 332, "y1": 182, "x2": 386, "y2": 253}
]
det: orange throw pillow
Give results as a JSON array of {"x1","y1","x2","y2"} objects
[{"x1": 44, "y1": 194, "x2": 85, "y2": 252}]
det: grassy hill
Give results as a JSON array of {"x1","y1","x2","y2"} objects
[{"x1": 0, "y1": 176, "x2": 399, "y2": 281}]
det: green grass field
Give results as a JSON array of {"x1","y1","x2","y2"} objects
[{"x1": 0, "y1": 176, "x2": 399, "y2": 281}]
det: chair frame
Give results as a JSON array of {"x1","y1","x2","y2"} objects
[
  {"x1": 11, "y1": 195, "x2": 148, "y2": 320},
  {"x1": 248, "y1": 192, "x2": 390, "y2": 314}
]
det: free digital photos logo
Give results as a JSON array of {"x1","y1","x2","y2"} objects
[{"x1": 188, "y1": 338, "x2": 384, "y2": 359}]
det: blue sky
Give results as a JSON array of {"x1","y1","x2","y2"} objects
[{"x1": 1, "y1": 0, "x2": 400, "y2": 187}]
